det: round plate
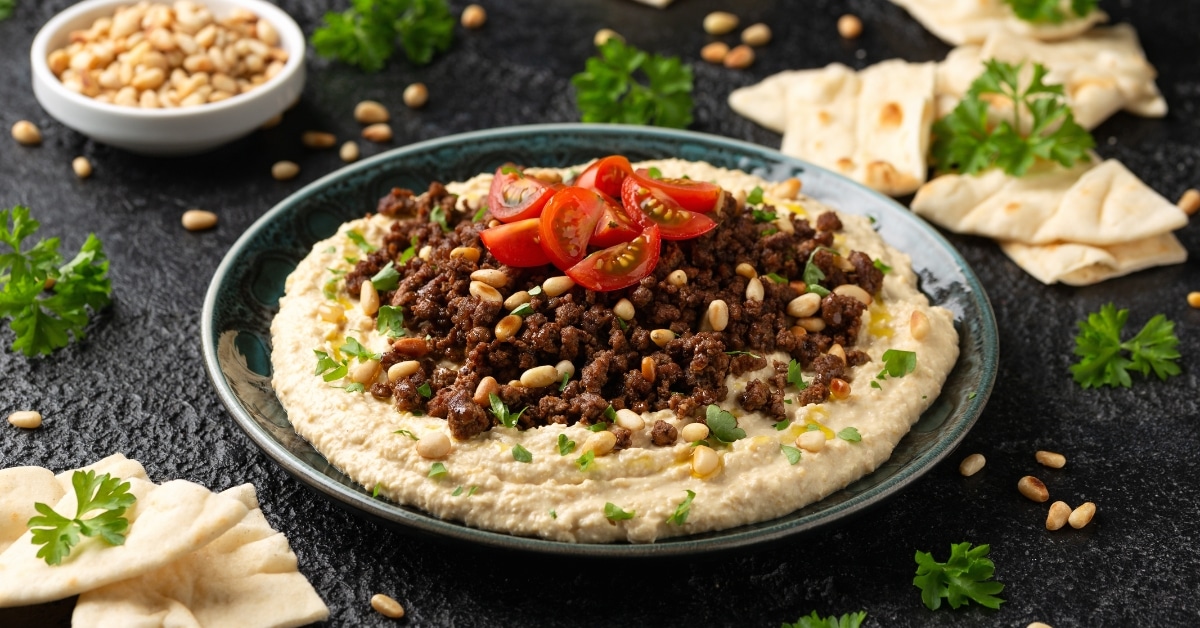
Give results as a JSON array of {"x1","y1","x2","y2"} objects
[{"x1": 201, "y1": 124, "x2": 998, "y2": 557}]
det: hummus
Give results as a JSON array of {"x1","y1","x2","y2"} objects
[{"x1": 270, "y1": 159, "x2": 959, "y2": 543}]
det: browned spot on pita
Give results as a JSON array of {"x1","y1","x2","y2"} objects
[
  {"x1": 1003, "y1": 202, "x2": 1021, "y2": 214},
  {"x1": 879, "y1": 102, "x2": 903, "y2": 128},
  {"x1": 836, "y1": 157, "x2": 855, "y2": 172},
  {"x1": 818, "y1": 110, "x2": 832, "y2": 125},
  {"x1": 1069, "y1": 77, "x2": 1117, "y2": 98},
  {"x1": 864, "y1": 161, "x2": 919, "y2": 196}
]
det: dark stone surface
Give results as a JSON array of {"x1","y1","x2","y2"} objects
[{"x1": 1, "y1": 0, "x2": 1198, "y2": 626}]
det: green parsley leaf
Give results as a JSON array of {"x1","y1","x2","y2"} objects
[
  {"x1": 751, "y1": 208, "x2": 778, "y2": 223},
  {"x1": 0, "y1": 207, "x2": 112, "y2": 356},
  {"x1": 1070, "y1": 304, "x2": 1181, "y2": 388},
  {"x1": 646, "y1": 166, "x2": 663, "y2": 179},
  {"x1": 616, "y1": 316, "x2": 628, "y2": 331},
  {"x1": 774, "y1": 418, "x2": 791, "y2": 431},
  {"x1": 28, "y1": 471, "x2": 136, "y2": 565},
  {"x1": 780, "y1": 610, "x2": 868, "y2": 628},
  {"x1": 451, "y1": 485, "x2": 463, "y2": 496},
  {"x1": 878, "y1": 349, "x2": 917, "y2": 380},
  {"x1": 781, "y1": 444, "x2": 802, "y2": 465},
  {"x1": 371, "y1": 264, "x2": 400, "y2": 291},
  {"x1": 763, "y1": 272, "x2": 788, "y2": 284},
  {"x1": 512, "y1": 443, "x2": 532, "y2": 463},
  {"x1": 559, "y1": 371, "x2": 570, "y2": 392},
  {"x1": 377, "y1": 305, "x2": 406, "y2": 338},
  {"x1": 587, "y1": 422, "x2": 609, "y2": 432},
  {"x1": 705, "y1": 405, "x2": 746, "y2": 443},
  {"x1": 746, "y1": 186, "x2": 764, "y2": 206},
  {"x1": 510, "y1": 303, "x2": 534, "y2": 317},
  {"x1": 372, "y1": 483, "x2": 382, "y2": 498},
  {"x1": 1004, "y1": 0, "x2": 1097, "y2": 24},
  {"x1": 322, "y1": 277, "x2": 341, "y2": 300},
  {"x1": 311, "y1": 0, "x2": 455, "y2": 72},
  {"x1": 549, "y1": 509, "x2": 557, "y2": 519},
  {"x1": 967, "y1": 391, "x2": 978, "y2": 400},
  {"x1": 576, "y1": 450, "x2": 595, "y2": 471},
  {"x1": 345, "y1": 230, "x2": 376, "y2": 252},
  {"x1": 557, "y1": 433, "x2": 576, "y2": 456},
  {"x1": 488, "y1": 393, "x2": 525, "y2": 428},
  {"x1": 344, "y1": 382, "x2": 366, "y2": 393},
  {"x1": 837, "y1": 427, "x2": 861, "y2": 442},
  {"x1": 870, "y1": 380, "x2": 882, "y2": 390},
  {"x1": 527, "y1": 285, "x2": 543, "y2": 297},
  {"x1": 666, "y1": 490, "x2": 696, "y2": 526},
  {"x1": 393, "y1": 429, "x2": 418, "y2": 440},
  {"x1": 428, "y1": 462, "x2": 447, "y2": 479},
  {"x1": 398, "y1": 236, "x2": 420, "y2": 265},
  {"x1": 417, "y1": 382, "x2": 432, "y2": 398},
  {"x1": 472, "y1": 205, "x2": 488, "y2": 223},
  {"x1": 603, "y1": 502, "x2": 635, "y2": 521},
  {"x1": 571, "y1": 38, "x2": 694, "y2": 128},
  {"x1": 914, "y1": 542, "x2": 1005, "y2": 611},
  {"x1": 787, "y1": 359, "x2": 808, "y2": 390},
  {"x1": 0, "y1": 0, "x2": 14, "y2": 21},
  {"x1": 340, "y1": 337, "x2": 380, "y2": 361},
  {"x1": 314, "y1": 350, "x2": 349, "y2": 382},
  {"x1": 467, "y1": 485, "x2": 479, "y2": 496},
  {"x1": 873, "y1": 258, "x2": 892, "y2": 274},
  {"x1": 429, "y1": 205, "x2": 451, "y2": 233},
  {"x1": 604, "y1": 405, "x2": 618, "y2": 421}
]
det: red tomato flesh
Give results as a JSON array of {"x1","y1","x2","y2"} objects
[
  {"x1": 621, "y1": 175, "x2": 717, "y2": 241},
  {"x1": 479, "y1": 218, "x2": 551, "y2": 267},
  {"x1": 567, "y1": 224, "x2": 662, "y2": 292},
  {"x1": 487, "y1": 165, "x2": 556, "y2": 223},
  {"x1": 539, "y1": 187, "x2": 607, "y2": 271},
  {"x1": 631, "y1": 169, "x2": 723, "y2": 213},
  {"x1": 574, "y1": 155, "x2": 634, "y2": 199},
  {"x1": 590, "y1": 191, "x2": 643, "y2": 249}
]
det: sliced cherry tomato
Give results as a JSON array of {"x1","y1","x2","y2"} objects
[
  {"x1": 590, "y1": 191, "x2": 643, "y2": 249},
  {"x1": 479, "y1": 218, "x2": 551, "y2": 267},
  {"x1": 539, "y1": 187, "x2": 607, "y2": 271},
  {"x1": 487, "y1": 165, "x2": 556, "y2": 223},
  {"x1": 567, "y1": 224, "x2": 662, "y2": 292},
  {"x1": 631, "y1": 169, "x2": 724, "y2": 213},
  {"x1": 621, "y1": 176, "x2": 718, "y2": 241},
  {"x1": 574, "y1": 155, "x2": 634, "y2": 199}
]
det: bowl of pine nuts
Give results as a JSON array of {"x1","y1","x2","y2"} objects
[{"x1": 31, "y1": 0, "x2": 305, "y2": 155}]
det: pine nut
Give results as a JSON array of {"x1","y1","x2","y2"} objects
[
  {"x1": 271, "y1": 160, "x2": 299, "y2": 180},
  {"x1": 593, "y1": 28, "x2": 623, "y2": 47},
  {"x1": 745, "y1": 277, "x2": 764, "y2": 302},
  {"x1": 181, "y1": 209, "x2": 217, "y2": 231},
  {"x1": 302, "y1": 131, "x2": 336, "y2": 149},
  {"x1": 418, "y1": 245, "x2": 433, "y2": 261},
  {"x1": 1187, "y1": 292, "x2": 1200, "y2": 309},
  {"x1": 403, "y1": 83, "x2": 428, "y2": 109},
  {"x1": 789, "y1": 280, "x2": 807, "y2": 294},
  {"x1": 833, "y1": 255, "x2": 855, "y2": 272},
  {"x1": 450, "y1": 247, "x2": 481, "y2": 263},
  {"x1": 838, "y1": 14, "x2": 863, "y2": 39},
  {"x1": 11, "y1": 121, "x2": 42, "y2": 146},
  {"x1": 828, "y1": 343, "x2": 846, "y2": 363},
  {"x1": 1018, "y1": 475, "x2": 1049, "y2": 503},
  {"x1": 255, "y1": 20, "x2": 279, "y2": 47},
  {"x1": 741, "y1": 23, "x2": 772, "y2": 47},
  {"x1": 520, "y1": 365, "x2": 559, "y2": 388},
  {"x1": 723, "y1": 45, "x2": 755, "y2": 69},
  {"x1": 790, "y1": 326, "x2": 808, "y2": 340},
  {"x1": 1068, "y1": 502, "x2": 1096, "y2": 529},
  {"x1": 555, "y1": 360, "x2": 575, "y2": 379},
  {"x1": 650, "y1": 329, "x2": 675, "y2": 347},
  {"x1": 680, "y1": 423, "x2": 709, "y2": 442},
  {"x1": 1046, "y1": 501, "x2": 1071, "y2": 530},
  {"x1": 494, "y1": 314, "x2": 523, "y2": 341},
  {"x1": 470, "y1": 269, "x2": 508, "y2": 288},
  {"x1": 829, "y1": 378, "x2": 851, "y2": 399},
  {"x1": 1036, "y1": 450, "x2": 1066, "y2": 469},
  {"x1": 796, "y1": 317, "x2": 826, "y2": 332},
  {"x1": 359, "y1": 281, "x2": 381, "y2": 315},
  {"x1": 72, "y1": 156, "x2": 93, "y2": 179},
  {"x1": 700, "y1": 42, "x2": 729, "y2": 64},
  {"x1": 8, "y1": 410, "x2": 43, "y2": 429},
  {"x1": 613, "y1": 298, "x2": 635, "y2": 321},
  {"x1": 350, "y1": 359, "x2": 380, "y2": 384},
  {"x1": 473, "y1": 376, "x2": 499, "y2": 405},
  {"x1": 469, "y1": 281, "x2": 502, "y2": 303},
  {"x1": 691, "y1": 445, "x2": 719, "y2": 476},
  {"x1": 1028, "y1": 623, "x2": 1054, "y2": 628},
  {"x1": 641, "y1": 356, "x2": 657, "y2": 383},
  {"x1": 362, "y1": 123, "x2": 393, "y2": 143},
  {"x1": 504, "y1": 291, "x2": 531, "y2": 310},
  {"x1": 584, "y1": 430, "x2": 617, "y2": 456},
  {"x1": 958, "y1": 453, "x2": 986, "y2": 477},
  {"x1": 703, "y1": 11, "x2": 739, "y2": 35},
  {"x1": 461, "y1": 4, "x2": 487, "y2": 29},
  {"x1": 387, "y1": 360, "x2": 420, "y2": 382},
  {"x1": 370, "y1": 593, "x2": 405, "y2": 619},
  {"x1": 416, "y1": 432, "x2": 451, "y2": 459},
  {"x1": 1178, "y1": 188, "x2": 1200, "y2": 215},
  {"x1": 338, "y1": 140, "x2": 359, "y2": 163},
  {"x1": 735, "y1": 263, "x2": 757, "y2": 279},
  {"x1": 910, "y1": 311, "x2": 930, "y2": 341},
  {"x1": 354, "y1": 100, "x2": 389, "y2": 124},
  {"x1": 833, "y1": 284, "x2": 872, "y2": 305},
  {"x1": 317, "y1": 303, "x2": 345, "y2": 323},
  {"x1": 797, "y1": 430, "x2": 824, "y2": 452},
  {"x1": 614, "y1": 409, "x2": 644, "y2": 431},
  {"x1": 787, "y1": 293, "x2": 821, "y2": 318},
  {"x1": 542, "y1": 276, "x2": 575, "y2": 297},
  {"x1": 667, "y1": 269, "x2": 688, "y2": 286},
  {"x1": 706, "y1": 299, "x2": 729, "y2": 331},
  {"x1": 393, "y1": 337, "x2": 429, "y2": 357}
]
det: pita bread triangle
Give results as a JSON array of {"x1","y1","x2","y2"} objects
[
  {"x1": 890, "y1": 0, "x2": 1107, "y2": 45},
  {"x1": 1000, "y1": 232, "x2": 1187, "y2": 286}
]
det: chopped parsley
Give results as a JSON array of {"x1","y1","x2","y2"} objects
[
  {"x1": 417, "y1": 382, "x2": 432, "y2": 398},
  {"x1": 372, "y1": 483, "x2": 382, "y2": 498},
  {"x1": 393, "y1": 429, "x2": 418, "y2": 440},
  {"x1": 603, "y1": 405, "x2": 618, "y2": 421},
  {"x1": 666, "y1": 490, "x2": 696, "y2": 526},
  {"x1": 967, "y1": 391, "x2": 978, "y2": 400},
  {"x1": 603, "y1": 502, "x2": 635, "y2": 521},
  {"x1": 488, "y1": 393, "x2": 525, "y2": 428},
  {"x1": 346, "y1": 230, "x2": 376, "y2": 252},
  {"x1": 837, "y1": 427, "x2": 862, "y2": 442},
  {"x1": 646, "y1": 167, "x2": 663, "y2": 179},
  {"x1": 576, "y1": 450, "x2": 595, "y2": 470},
  {"x1": 398, "y1": 236, "x2": 420, "y2": 265},
  {"x1": 705, "y1": 405, "x2": 746, "y2": 443},
  {"x1": 510, "y1": 303, "x2": 534, "y2": 317},
  {"x1": 429, "y1": 205, "x2": 450, "y2": 232},
  {"x1": 340, "y1": 337, "x2": 379, "y2": 361},
  {"x1": 512, "y1": 444, "x2": 533, "y2": 463},
  {"x1": 751, "y1": 208, "x2": 778, "y2": 223},
  {"x1": 781, "y1": 444, "x2": 802, "y2": 465},
  {"x1": 559, "y1": 371, "x2": 570, "y2": 392},
  {"x1": 371, "y1": 264, "x2": 400, "y2": 291},
  {"x1": 377, "y1": 305, "x2": 406, "y2": 338},
  {"x1": 774, "y1": 418, "x2": 791, "y2": 431},
  {"x1": 314, "y1": 350, "x2": 348, "y2": 382},
  {"x1": 763, "y1": 272, "x2": 788, "y2": 284},
  {"x1": 787, "y1": 359, "x2": 808, "y2": 390},
  {"x1": 451, "y1": 485, "x2": 463, "y2": 496},
  {"x1": 428, "y1": 462, "x2": 447, "y2": 479},
  {"x1": 801, "y1": 249, "x2": 832, "y2": 297},
  {"x1": 873, "y1": 259, "x2": 892, "y2": 274},
  {"x1": 550, "y1": 509, "x2": 557, "y2": 519},
  {"x1": 528, "y1": 285, "x2": 543, "y2": 296},
  {"x1": 472, "y1": 205, "x2": 488, "y2": 223},
  {"x1": 557, "y1": 433, "x2": 576, "y2": 455},
  {"x1": 877, "y1": 349, "x2": 917, "y2": 381},
  {"x1": 344, "y1": 382, "x2": 366, "y2": 393},
  {"x1": 587, "y1": 422, "x2": 609, "y2": 432},
  {"x1": 746, "y1": 186, "x2": 764, "y2": 206}
]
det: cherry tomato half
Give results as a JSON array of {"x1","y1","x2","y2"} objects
[
  {"x1": 567, "y1": 224, "x2": 662, "y2": 292},
  {"x1": 621, "y1": 175, "x2": 718, "y2": 241},
  {"x1": 574, "y1": 155, "x2": 634, "y2": 199},
  {"x1": 590, "y1": 191, "x2": 643, "y2": 249},
  {"x1": 631, "y1": 169, "x2": 724, "y2": 213},
  {"x1": 539, "y1": 187, "x2": 607, "y2": 271},
  {"x1": 487, "y1": 165, "x2": 557, "y2": 223},
  {"x1": 479, "y1": 218, "x2": 551, "y2": 267}
]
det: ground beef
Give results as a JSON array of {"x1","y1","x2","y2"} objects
[{"x1": 651, "y1": 420, "x2": 678, "y2": 446}]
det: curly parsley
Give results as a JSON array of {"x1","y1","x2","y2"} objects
[{"x1": 28, "y1": 471, "x2": 136, "y2": 565}]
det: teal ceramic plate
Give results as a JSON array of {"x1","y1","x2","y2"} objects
[{"x1": 201, "y1": 124, "x2": 998, "y2": 557}]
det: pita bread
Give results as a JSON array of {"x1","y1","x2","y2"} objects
[
  {"x1": 935, "y1": 25, "x2": 1166, "y2": 129},
  {"x1": 1000, "y1": 232, "x2": 1187, "y2": 286},
  {"x1": 729, "y1": 70, "x2": 809, "y2": 133},
  {"x1": 0, "y1": 467, "x2": 63, "y2": 555},
  {"x1": 777, "y1": 60, "x2": 937, "y2": 196},
  {"x1": 911, "y1": 158, "x2": 1189, "y2": 246},
  {"x1": 890, "y1": 0, "x2": 1107, "y2": 45},
  {"x1": 0, "y1": 478, "x2": 248, "y2": 607},
  {"x1": 73, "y1": 484, "x2": 329, "y2": 628}
]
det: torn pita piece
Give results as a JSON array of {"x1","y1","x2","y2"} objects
[
  {"x1": 936, "y1": 25, "x2": 1167, "y2": 129},
  {"x1": 630, "y1": 0, "x2": 673, "y2": 7},
  {"x1": 73, "y1": 484, "x2": 329, "y2": 628},
  {"x1": 1000, "y1": 232, "x2": 1187, "y2": 286},
  {"x1": 728, "y1": 70, "x2": 803, "y2": 133},
  {"x1": 890, "y1": 0, "x2": 1107, "y2": 45}
]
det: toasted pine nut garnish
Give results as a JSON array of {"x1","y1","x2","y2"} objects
[
  {"x1": 958, "y1": 453, "x2": 985, "y2": 477},
  {"x1": 1018, "y1": 475, "x2": 1049, "y2": 503},
  {"x1": 1035, "y1": 450, "x2": 1066, "y2": 469}
]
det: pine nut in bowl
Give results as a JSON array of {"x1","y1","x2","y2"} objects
[{"x1": 30, "y1": 0, "x2": 305, "y2": 156}]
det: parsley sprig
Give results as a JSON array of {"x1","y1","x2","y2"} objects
[
  {"x1": 931, "y1": 60, "x2": 1094, "y2": 177},
  {"x1": 572, "y1": 38, "x2": 693, "y2": 129},
  {"x1": 28, "y1": 471, "x2": 136, "y2": 566},
  {"x1": 0, "y1": 207, "x2": 112, "y2": 356},
  {"x1": 705, "y1": 405, "x2": 746, "y2": 443},
  {"x1": 312, "y1": 0, "x2": 455, "y2": 72},
  {"x1": 1070, "y1": 304, "x2": 1181, "y2": 389},
  {"x1": 1005, "y1": 0, "x2": 1097, "y2": 24},
  {"x1": 489, "y1": 393, "x2": 526, "y2": 428},
  {"x1": 913, "y1": 542, "x2": 1005, "y2": 611},
  {"x1": 781, "y1": 610, "x2": 868, "y2": 628}
]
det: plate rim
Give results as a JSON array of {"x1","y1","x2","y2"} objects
[{"x1": 201, "y1": 123, "x2": 999, "y2": 557}]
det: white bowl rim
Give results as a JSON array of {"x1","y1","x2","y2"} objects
[{"x1": 30, "y1": 0, "x2": 305, "y2": 119}]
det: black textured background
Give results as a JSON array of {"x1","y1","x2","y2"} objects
[{"x1": 2, "y1": 1, "x2": 1199, "y2": 626}]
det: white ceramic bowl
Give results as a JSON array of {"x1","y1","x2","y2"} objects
[{"x1": 30, "y1": 0, "x2": 305, "y2": 156}]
